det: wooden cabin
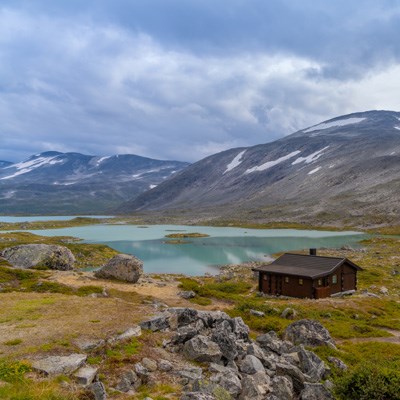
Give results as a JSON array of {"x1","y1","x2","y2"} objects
[{"x1": 253, "y1": 249, "x2": 362, "y2": 299}]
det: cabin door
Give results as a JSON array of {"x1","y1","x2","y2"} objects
[{"x1": 276, "y1": 276, "x2": 282, "y2": 296}]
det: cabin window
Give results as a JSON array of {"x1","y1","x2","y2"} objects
[
  {"x1": 263, "y1": 274, "x2": 268, "y2": 281},
  {"x1": 284, "y1": 277, "x2": 289, "y2": 283},
  {"x1": 317, "y1": 279, "x2": 322, "y2": 286},
  {"x1": 298, "y1": 278, "x2": 303, "y2": 285},
  {"x1": 332, "y1": 274, "x2": 337, "y2": 284}
]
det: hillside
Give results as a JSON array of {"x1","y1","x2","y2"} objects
[
  {"x1": 0, "y1": 152, "x2": 189, "y2": 214},
  {"x1": 120, "y1": 110, "x2": 400, "y2": 227}
]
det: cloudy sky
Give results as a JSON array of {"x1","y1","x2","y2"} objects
[{"x1": 1, "y1": 0, "x2": 400, "y2": 162}]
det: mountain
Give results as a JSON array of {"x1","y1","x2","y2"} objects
[
  {"x1": 0, "y1": 151, "x2": 189, "y2": 214},
  {"x1": 120, "y1": 110, "x2": 400, "y2": 226},
  {"x1": 0, "y1": 161, "x2": 12, "y2": 168}
]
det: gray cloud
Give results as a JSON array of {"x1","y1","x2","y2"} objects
[{"x1": 0, "y1": 2, "x2": 400, "y2": 162}]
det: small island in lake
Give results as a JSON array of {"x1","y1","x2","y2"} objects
[{"x1": 164, "y1": 232, "x2": 210, "y2": 238}]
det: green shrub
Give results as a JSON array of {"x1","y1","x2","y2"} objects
[
  {"x1": 0, "y1": 359, "x2": 31, "y2": 382},
  {"x1": 335, "y1": 364, "x2": 400, "y2": 400}
]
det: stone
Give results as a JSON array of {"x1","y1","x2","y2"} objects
[
  {"x1": 298, "y1": 346, "x2": 329, "y2": 382},
  {"x1": 32, "y1": 354, "x2": 87, "y2": 375},
  {"x1": 74, "y1": 366, "x2": 98, "y2": 386},
  {"x1": 184, "y1": 335, "x2": 222, "y2": 363},
  {"x1": 380, "y1": 286, "x2": 389, "y2": 295},
  {"x1": 211, "y1": 328, "x2": 238, "y2": 361},
  {"x1": 142, "y1": 358, "x2": 157, "y2": 372},
  {"x1": 179, "y1": 290, "x2": 196, "y2": 299},
  {"x1": 140, "y1": 313, "x2": 170, "y2": 331},
  {"x1": 283, "y1": 319, "x2": 336, "y2": 348},
  {"x1": 168, "y1": 308, "x2": 199, "y2": 327},
  {"x1": 250, "y1": 309, "x2": 265, "y2": 317},
  {"x1": 231, "y1": 317, "x2": 250, "y2": 340},
  {"x1": 238, "y1": 371, "x2": 271, "y2": 400},
  {"x1": 95, "y1": 254, "x2": 143, "y2": 283},
  {"x1": 300, "y1": 382, "x2": 334, "y2": 400},
  {"x1": 72, "y1": 338, "x2": 105, "y2": 351},
  {"x1": 176, "y1": 366, "x2": 203, "y2": 383},
  {"x1": 158, "y1": 359, "x2": 173, "y2": 372},
  {"x1": 90, "y1": 381, "x2": 107, "y2": 400},
  {"x1": 275, "y1": 362, "x2": 308, "y2": 393},
  {"x1": 281, "y1": 307, "x2": 297, "y2": 319},
  {"x1": 1, "y1": 244, "x2": 75, "y2": 270},
  {"x1": 209, "y1": 363, "x2": 230, "y2": 374},
  {"x1": 256, "y1": 331, "x2": 293, "y2": 355},
  {"x1": 134, "y1": 363, "x2": 150, "y2": 380},
  {"x1": 197, "y1": 310, "x2": 230, "y2": 328},
  {"x1": 327, "y1": 356, "x2": 348, "y2": 371},
  {"x1": 212, "y1": 370, "x2": 242, "y2": 397},
  {"x1": 115, "y1": 325, "x2": 142, "y2": 341},
  {"x1": 240, "y1": 354, "x2": 265, "y2": 375},
  {"x1": 181, "y1": 393, "x2": 216, "y2": 400},
  {"x1": 172, "y1": 325, "x2": 199, "y2": 344},
  {"x1": 116, "y1": 370, "x2": 141, "y2": 392},
  {"x1": 270, "y1": 376, "x2": 294, "y2": 400}
]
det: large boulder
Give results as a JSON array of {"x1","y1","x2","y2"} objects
[
  {"x1": 183, "y1": 335, "x2": 222, "y2": 363},
  {"x1": 95, "y1": 254, "x2": 143, "y2": 283},
  {"x1": 1, "y1": 244, "x2": 75, "y2": 270},
  {"x1": 32, "y1": 354, "x2": 87, "y2": 375},
  {"x1": 283, "y1": 319, "x2": 336, "y2": 348}
]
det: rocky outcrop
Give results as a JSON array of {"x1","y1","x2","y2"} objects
[
  {"x1": 139, "y1": 308, "x2": 334, "y2": 399},
  {"x1": 32, "y1": 354, "x2": 87, "y2": 375},
  {"x1": 283, "y1": 319, "x2": 336, "y2": 348},
  {"x1": 94, "y1": 254, "x2": 143, "y2": 283},
  {"x1": 1, "y1": 244, "x2": 75, "y2": 270}
]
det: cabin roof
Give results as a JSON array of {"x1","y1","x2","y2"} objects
[{"x1": 253, "y1": 253, "x2": 362, "y2": 279}]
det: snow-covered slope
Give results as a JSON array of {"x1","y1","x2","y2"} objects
[
  {"x1": 120, "y1": 110, "x2": 400, "y2": 226},
  {"x1": 0, "y1": 152, "x2": 189, "y2": 214}
]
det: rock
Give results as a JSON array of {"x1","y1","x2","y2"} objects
[
  {"x1": 172, "y1": 325, "x2": 199, "y2": 344},
  {"x1": 240, "y1": 354, "x2": 265, "y2": 375},
  {"x1": 211, "y1": 321, "x2": 238, "y2": 361},
  {"x1": 181, "y1": 393, "x2": 215, "y2": 400},
  {"x1": 72, "y1": 338, "x2": 105, "y2": 351},
  {"x1": 300, "y1": 382, "x2": 334, "y2": 400},
  {"x1": 95, "y1": 254, "x2": 143, "y2": 283},
  {"x1": 211, "y1": 370, "x2": 242, "y2": 397},
  {"x1": 158, "y1": 359, "x2": 173, "y2": 372},
  {"x1": 281, "y1": 307, "x2": 297, "y2": 319},
  {"x1": 176, "y1": 366, "x2": 203, "y2": 383},
  {"x1": 275, "y1": 362, "x2": 308, "y2": 393},
  {"x1": 250, "y1": 309, "x2": 265, "y2": 317},
  {"x1": 116, "y1": 370, "x2": 141, "y2": 392},
  {"x1": 270, "y1": 376, "x2": 294, "y2": 399},
  {"x1": 298, "y1": 347, "x2": 329, "y2": 381},
  {"x1": 74, "y1": 366, "x2": 98, "y2": 386},
  {"x1": 32, "y1": 354, "x2": 87, "y2": 375},
  {"x1": 183, "y1": 335, "x2": 222, "y2": 363},
  {"x1": 179, "y1": 291, "x2": 196, "y2": 299},
  {"x1": 115, "y1": 326, "x2": 142, "y2": 341},
  {"x1": 327, "y1": 356, "x2": 348, "y2": 371},
  {"x1": 142, "y1": 358, "x2": 157, "y2": 372},
  {"x1": 231, "y1": 317, "x2": 250, "y2": 340},
  {"x1": 1, "y1": 244, "x2": 75, "y2": 270},
  {"x1": 89, "y1": 381, "x2": 107, "y2": 400},
  {"x1": 209, "y1": 363, "x2": 230, "y2": 374},
  {"x1": 196, "y1": 310, "x2": 231, "y2": 328},
  {"x1": 256, "y1": 331, "x2": 293, "y2": 355},
  {"x1": 140, "y1": 313, "x2": 170, "y2": 331},
  {"x1": 380, "y1": 286, "x2": 389, "y2": 295},
  {"x1": 283, "y1": 319, "x2": 336, "y2": 348},
  {"x1": 168, "y1": 307, "x2": 199, "y2": 327},
  {"x1": 239, "y1": 371, "x2": 271, "y2": 400},
  {"x1": 134, "y1": 363, "x2": 150, "y2": 380}
]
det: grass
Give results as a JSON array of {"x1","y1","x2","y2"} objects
[{"x1": 3, "y1": 339, "x2": 23, "y2": 346}]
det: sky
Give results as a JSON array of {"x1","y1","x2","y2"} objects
[{"x1": 1, "y1": 1, "x2": 400, "y2": 163}]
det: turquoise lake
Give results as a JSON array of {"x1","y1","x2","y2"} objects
[{"x1": 6, "y1": 222, "x2": 366, "y2": 275}]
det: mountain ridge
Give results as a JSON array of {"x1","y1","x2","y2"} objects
[{"x1": 120, "y1": 110, "x2": 400, "y2": 226}]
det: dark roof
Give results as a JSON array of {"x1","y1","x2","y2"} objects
[{"x1": 253, "y1": 253, "x2": 362, "y2": 279}]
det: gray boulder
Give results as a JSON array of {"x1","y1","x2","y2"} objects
[
  {"x1": 300, "y1": 383, "x2": 334, "y2": 400},
  {"x1": 32, "y1": 354, "x2": 87, "y2": 375},
  {"x1": 140, "y1": 313, "x2": 170, "y2": 331},
  {"x1": 327, "y1": 356, "x2": 348, "y2": 371},
  {"x1": 95, "y1": 254, "x2": 143, "y2": 283},
  {"x1": 184, "y1": 335, "x2": 222, "y2": 363},
  {"x1": 211, "y1": 371, "x2": 242, "y2": 397},
  {"x1": 270, "y1": 376, "x2": 294, "y2": 400},
  {"x1": 239, "y1": 371, "x2": 271, "y2": 400},
  {"x1": 90, "y1": 381, "x2": 107, "y2": 400},
  {"x1": 116, "y1": 370, "x2": 141, "y2": 392},
  {"x1": 181, "y1": 394, "x2": 216, "y2": 400},
  {"x1": 179, "y1": 290, "x2": 196, "y2": 299},
  {"x1": 275, "y1": 362, "x2": 308, "y2": 393},
  {"x1": 283, "y1": 319, "x2": 336, "y2": 348},
  {"x1": 298, "y1": 347, "x2": 329, "y2": 382},
  {"x1": 158, "y1": 359, "x2": 173, "y2": 372},
  {"x1": 240, "y1": 355, "x2": 265, "y2": 375},
  {"x1": 74, "y1": 366, "x2": 98, "y2": 386},
  {"x1": 1, "y1": 244, "x2": 75, "y2": 270},
  {"x1": 256, "y1": 331, "x2": 293, "y2": 355}
]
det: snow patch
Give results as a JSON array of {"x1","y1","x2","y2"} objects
[
  {"x1": 96, "y1": 156, "x2": 110, "y2": 165},
  {"x1": 0, "y1": 156, "x2": 63, "y2": 180},
  {"x1": 395, "y1": 126, "x2": 400, "y2": 131},
  {"x1": 292, "y1": 146, "x2": 329, "y2": 165},
  {"x1": 308, "y1": 166, "x2": 321, "y2": 175},
  {"x1": 149, "y1": 184, "x2": 157, "y2": 189},
  {"x1": 224, "y1": 150, "x2": 246, "y2": 174},
  {"x1": 303, "y1": 117, "x2": 365, "y2": 133},
  {"x1": 245, "y1": 151, "x2": 301, "y2": 174}
]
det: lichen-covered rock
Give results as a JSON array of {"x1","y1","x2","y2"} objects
[
  {"x1": 238, "y1": 371, "x2": 271, "y2": 400},
  {"x1": 95, "y1": 254, "x2": 143, "y2": 283},
  {"x1": 1, "y1": 244, "x2": 75, "y2": 270},
  {"x1": 89, "y1": 381, "x2": 107, "y2": 400},
  {"x1": 32, "y1": 354, "x2": 87, "y2": 375},
  {"x1": 239, "y1": 355, "x2": 265, "y2": 375},
  {"x1": 140, "y1": 313, "x2": 170, "y2": 331},
  {"x1": 300, "y1": 382, "x2": 334, "y2": 400},
  {"x1": 327, "y1": 356, "x2": 347, "y2": 371},
  {"x1": 184, "y1": 335, "x2": 222, "y2": 363},
  {"x1": 283, "y1": 319, "x2": 336, "y2": 348},
  {"x1": 270, "y1": 376, "x2": 294, "y2": 400}
]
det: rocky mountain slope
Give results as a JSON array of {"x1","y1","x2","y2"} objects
[
  {"x1": 121, "y1": 110, "x2": 400, "y2": 226},
  {"x1": 0, "y1": 152, "x2": 189, "y2": 214}
]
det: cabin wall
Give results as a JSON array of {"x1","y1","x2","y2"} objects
[
  {"x1": 329, "y1": 262, "x2": 357, "y2": 294},
  {"x1": 260, "y1": 273, "x2": 313, "y2": 298}
]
